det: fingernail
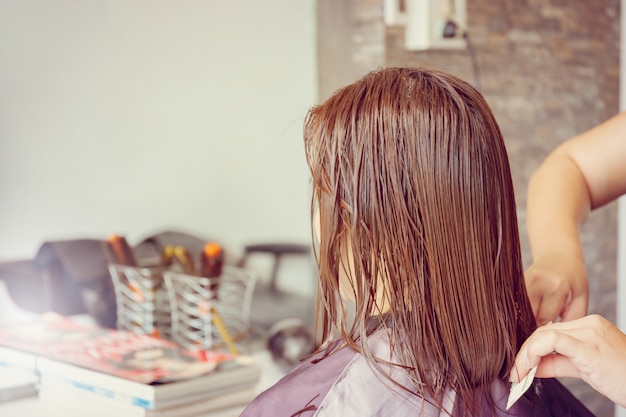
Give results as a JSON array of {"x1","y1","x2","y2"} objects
[{"x1": 509, "y1": 367, "x2": 520, "y2": 383}]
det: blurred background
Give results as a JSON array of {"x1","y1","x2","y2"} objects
[{"x1": 0, "y1": 1, "x2": 622, "y2": 416}]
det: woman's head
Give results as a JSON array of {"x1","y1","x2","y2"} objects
[{"x1": 304, "y1": 67, "x2": 535, "y2": 410}]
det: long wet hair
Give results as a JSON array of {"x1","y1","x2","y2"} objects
[{"x1": 304, "y1": 67, "x2": 536, "y2": 414}]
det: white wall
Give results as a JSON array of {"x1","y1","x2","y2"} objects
[{"x1": 0, "y1": 1, "x2": 317, "y2": 283}]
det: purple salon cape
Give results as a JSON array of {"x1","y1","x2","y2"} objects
[{"x1": 240, "y1": 330, "x2": 595, "y2": 417}]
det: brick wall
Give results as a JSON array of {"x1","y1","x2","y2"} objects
[{"x1": 318, "y1": 1, "x2": 620, "y2": 415}]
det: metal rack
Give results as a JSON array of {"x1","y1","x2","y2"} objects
[
  {"x1": 109, "y1": 264, "x2": 256, "y2": 352},
  {"x1": 164, "y1": 266, "x2": 256, "y2": 352},
  {"x1": 108, "y1": 264, "x2": 172, "y2": 339}
]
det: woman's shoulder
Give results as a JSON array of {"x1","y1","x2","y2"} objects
[
  {"x1": 240, "y1": 328, "x2": 593, "y2": 417},
  {"x1": 239, "y1": 340, "x2": 359, "y2": 417},
  {"x1": 239, "y1": 331, "x2": 424, "y2": 417}
]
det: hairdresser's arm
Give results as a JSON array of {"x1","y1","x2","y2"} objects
[
  {"x1": 511, "y1": 315, "x2": 626, "y2": 408},
  {"x1": 525, "y1": 111, "x2": 626, "y2": 325}
]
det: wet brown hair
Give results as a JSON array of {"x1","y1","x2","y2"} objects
[{"x1": 304, "y1": 67, "x2": 536, "y2": 414}]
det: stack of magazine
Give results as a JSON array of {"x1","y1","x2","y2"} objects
[{"x1": 0, "y1": 313, "x2": 261, "y2": 417}]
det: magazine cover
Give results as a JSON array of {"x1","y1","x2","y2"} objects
[{"x1": 0, "y1": 313, "x2": 235, "y2": 384}]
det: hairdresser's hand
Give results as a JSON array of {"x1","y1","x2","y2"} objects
[
  {"x1": 524, "y1": 252, "x2": 589, "y2": 325},
  {"x1": 511, "y1": 315, "x2": 626, "y2": 407}
]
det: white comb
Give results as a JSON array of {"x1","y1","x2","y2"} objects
[{"x1": 506, "y1": 365, "x2": 537, "y2": 410}]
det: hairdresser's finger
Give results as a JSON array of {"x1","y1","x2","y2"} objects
[
  {"x1": 527, "y1": 328, "x2": 595, "y2": 367},
  {"x1": 513, "y1": 316, "x2": 626, "y2": 406},
  {"x1": 560, "y1": 293, "x2": 588, "y2": 323},
  {"x1": 535, "y1": 291, "x2": 570, "y2": 326},
  {"x1": 524, "y1": 270, "x2": 569, "y2": 326},
  {"x1": 524, "y1": 255, "x2": 589, "y2": 325},
  {"x1": 532, "y1": 353, "x2": 581, "y2": 379},
  {"x1": 511, "y1": 327, "x2": 588, "y2": 382},
  {"x1": 536, "y1": 314, "x2": 604, "y2": 331}
]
